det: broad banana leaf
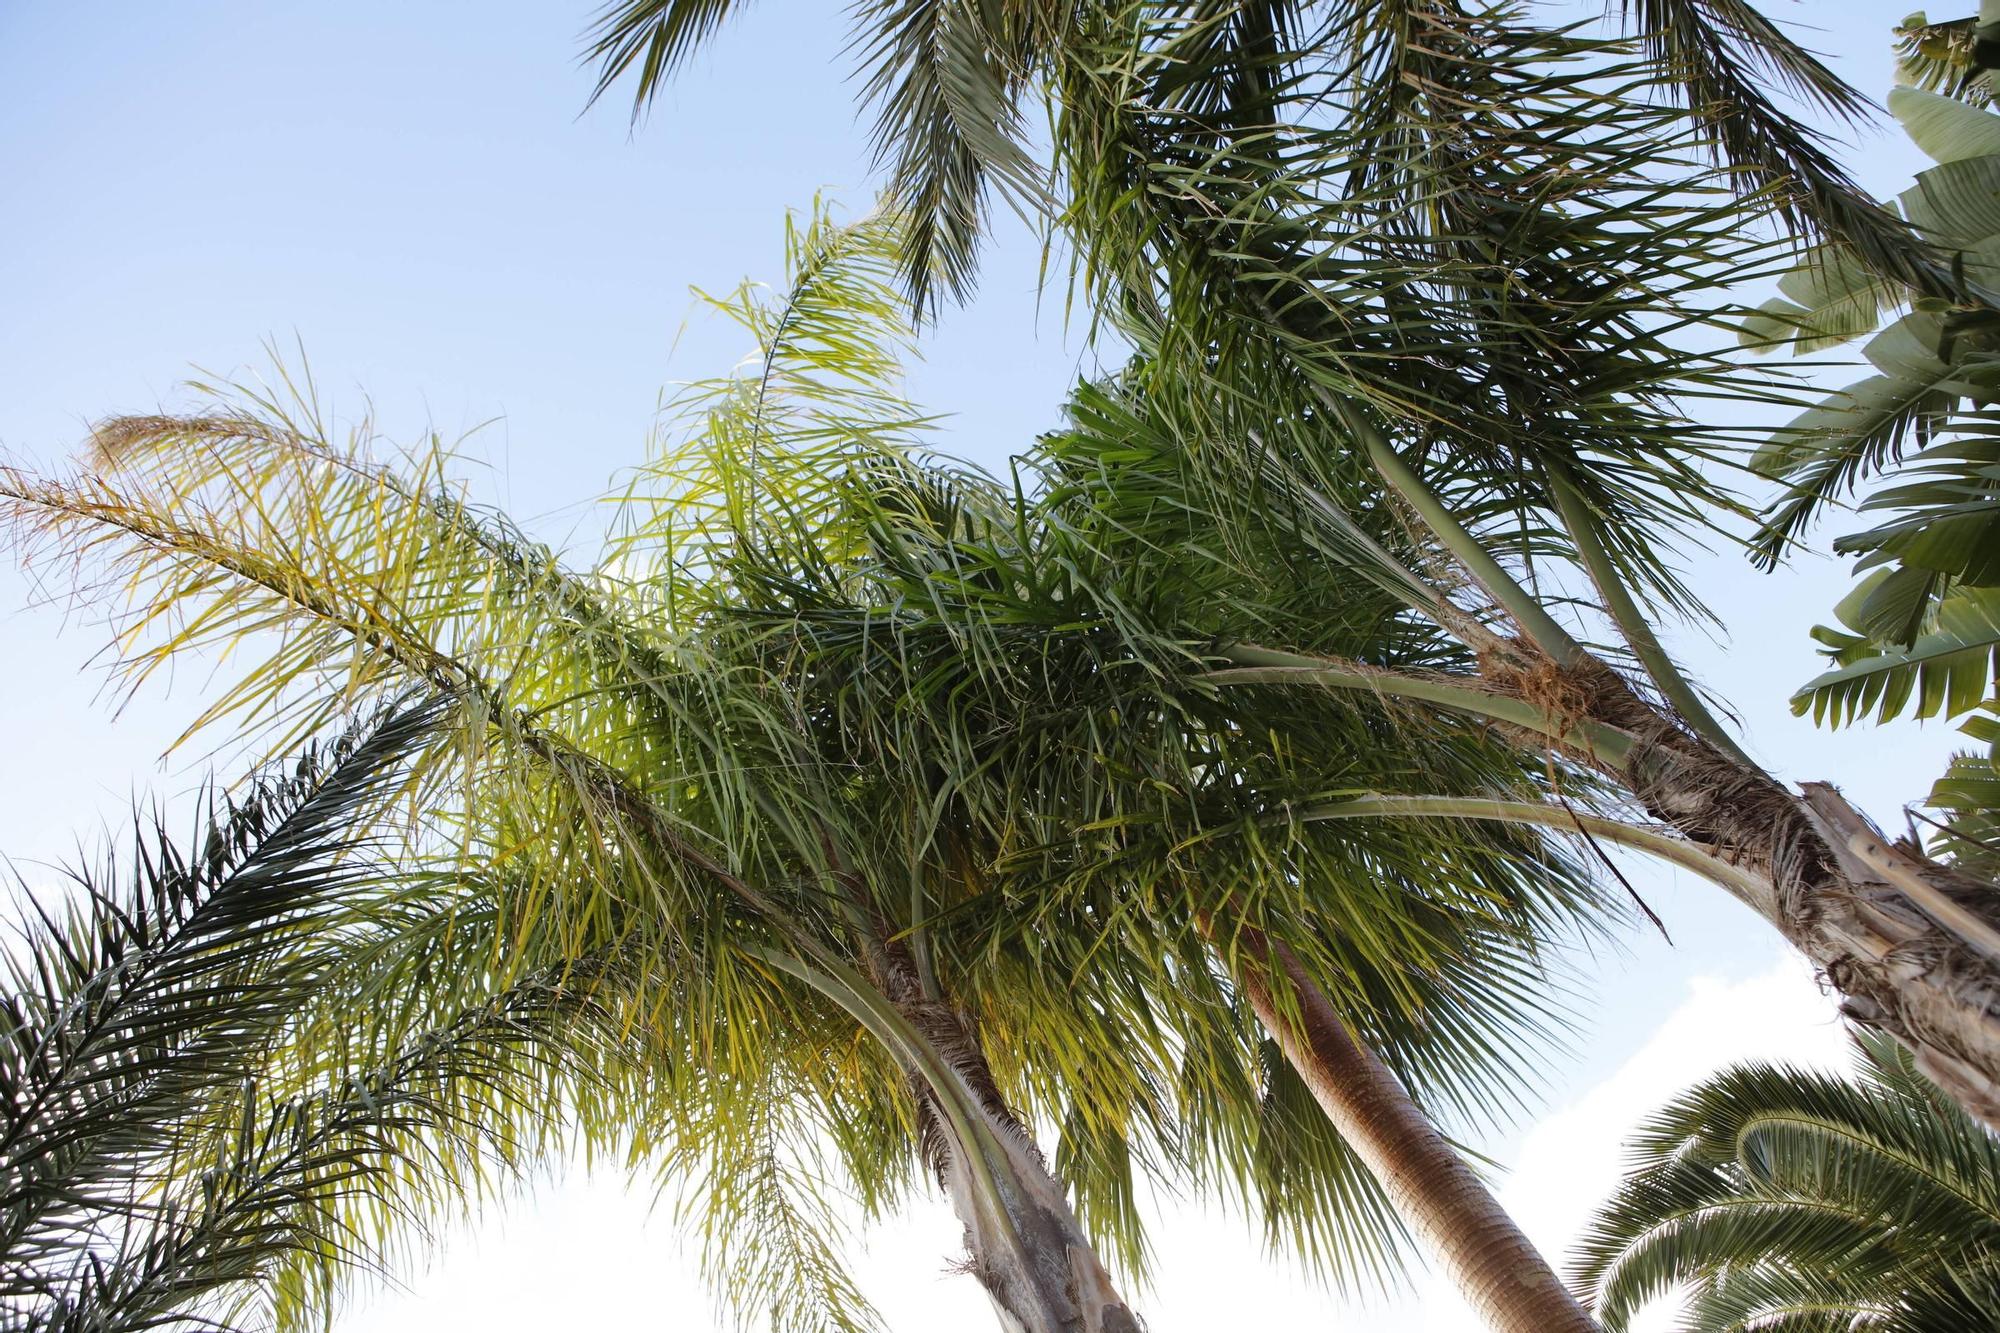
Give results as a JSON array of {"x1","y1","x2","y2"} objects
[
  {"x1": 1842, "y1": 428, "x2": 2000, "y2": 588},
  {"x1": 1794, "y1": 584, "x2": 2000, "y2": 727},
  {"x1": 1741, "y1": 95, "x2": 2000, "y2": 351},
  {"x1": 1890, "y1": 84, "x2": 2000, "y2": 164}
]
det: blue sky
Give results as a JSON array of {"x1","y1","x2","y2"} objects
[{"x1": 0, "y1": 2, "x2": 1966, "y2": 1329}]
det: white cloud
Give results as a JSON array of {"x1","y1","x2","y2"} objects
[{"x1": 1504, "y1": 952, "x2": 1850, "y2": 1251}]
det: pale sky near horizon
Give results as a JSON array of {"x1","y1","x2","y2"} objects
[{"x1": 0, "y1": 2, "x2": 1969, "y2": 1329}]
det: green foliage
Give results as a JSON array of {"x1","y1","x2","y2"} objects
[
  {"x1": 1897, "y1": 11, "x2": 1997, "y2": 108},
  {"x1": 583, "y1": 0, "x2": 1924, "y2": 310},
  {"x1": 0, "y1": 698, "x2": 633, "y2": 1332},
  {"x1": 585, "y1": 1, "x2": 1051, "y2": 315},
  {"x1": 1570, "y1": 1030, "x2": 2000, "y2": 1331},
  {"x1": 22, "y1": 2, "x2": 2000, "y2": 1323},
  {"x1": 1795, "y1": 581, "x2": 2000, "y2": 728},
  {"x1": 1750, "y1": 34, "x2": 2000, "y2": 869},
  {"x1": 1925, "y1": 725, "x2": 2000, "y2": 876},
  {"x1": 1751, "y1": 76, "x2": 2000, "y2": 584},
  {"x1": 1, "y1": 202, "x2": 1625, "y2": 1328}
]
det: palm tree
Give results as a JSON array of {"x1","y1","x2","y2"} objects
[
  {"x1": 579, "y1": 0, "x2": 2000, "y2": 1137},
  {"x1": 0, "y1": 206, "x2": 1613, "y2": 1332},
  {"x1": 0, "y1": 697, "x2": 636, "y2": 1333},
  {"x1": 2, "y1": 212, "x2": 1156, "y2": 1333},
  {"x1": 719, "y1": 383, "x2": 1620, "y2": 1332},
  {"x1": 1570, "y1": 1030, "x2": 2000, "y2": 1331}
]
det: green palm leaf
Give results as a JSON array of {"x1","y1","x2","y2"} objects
[
  {"x1": 0, "y1": 695, "x2": 505, "y2": 1327},
  {"x1": 1571, "y1": 1031, "x2": 2000, "y2": 1332},
  {"x1": 1793, "y1": 583, "x2": 2000, "y2": 728},
  {"x1": 584, "y1": 1, "x2": 1048, "y2": 313}
]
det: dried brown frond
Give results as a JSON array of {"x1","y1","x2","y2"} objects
[{"x1": 87, "y1": 412, "x2": 294, "y2": 469}]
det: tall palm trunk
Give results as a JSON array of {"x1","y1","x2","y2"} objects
[
  {"x1": 1364, "y1": 408, "x2": 2000, "y2": 1128},
  {"x1": 1220, "y1": 923, "x2": 1598, "y2": 1333},
  {"x1": 1225, "y1": 635, "x2": 2000, "y2": 1132},
  {"x1": 757, "y1": 925, "x2": 1139, "y2": 1333},
  {"x1": 906, "y1": 1007, "x2": 1140, "y2": 1333}
]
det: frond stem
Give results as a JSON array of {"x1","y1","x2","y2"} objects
[
  {"x1": 1208, "y1": 645, "x2": 1639, "y2": 767},
  {"x1": 1290, "y1": 795, "x2": 1769, "y2": 910},
  {"x1": 1545, "y1": 466, "x2": 1759, "y2": 771},
  {"x1": 739, "y1": 943, "x2": 1031, "y2": 1263},
  {"x1": 1343, "y1": 405, "x2": 1591, "y2": 667}
]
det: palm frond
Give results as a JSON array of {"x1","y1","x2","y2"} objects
[
  {"x1": 847, "y1": 0, "x2": 1053, "y2": 314},
  {"x1": 583, "y1": 1, "x2": 1051, "y2": 314},
  {"x1": 1750, "y1": 315, "x2": 1985, "y2": 568},
  {"x1": 1570, "y1": 1029, "x2": 2000, "y2": 1332},
  {"x1": 32, "y1": 962, "x2": 624, "y2": 1333},
  {"x1": 1612, "y1": 0, "x2": 1946, "y2": 297},
  {"x1": 0, "y1": 695, "x2": 458, "y2": 1325},
  {"x1": 581, "y1": 0, "x2": 750, "y2": 118}
]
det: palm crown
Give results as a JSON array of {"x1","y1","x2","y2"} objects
[
  {"x1": 575, "y1": 0, "x2": 2000, "y2": 1133},
  {"x1": 0, "y1": 205, "x2": 1615, "y2": 1332}
]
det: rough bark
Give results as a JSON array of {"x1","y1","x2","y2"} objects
[
  {"x1": 1500, "y1": 652, "x2": 2000, "y2": 1131},
  {"x1": 1779, "y1": 784, "x2": 2000, "y2": 1126},
  {"x1": 926, "y1": 1090, "x2": 1141, "y2": 1333},
  {"x1": 1223, "y1": 925, "x2": 1599, "y2": 1333},
  {"x1": 873, "y1": 935, "x2": 1143, "y2": 1333}
]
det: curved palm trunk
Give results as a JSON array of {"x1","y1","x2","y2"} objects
[
  {"x1": 1682, "y1": 768, "x2": 2000, "y2": 1126},
  {"x1": 1220, "y1": 642, "x2": 2000, "y2": 1131},
  {"x1": 1221, "y1": 924, "x2": 1598, "y2": 1333},
  {"x1": 1377, "y1": 422, "x2": 2000, "y2": 1128},
  {"x1": 1215, "y1": 184, "x2": 2000, "y2": 1130},
  {"x1": 1526, "y1": 657, "x2": 2000, "y2": 1129}
]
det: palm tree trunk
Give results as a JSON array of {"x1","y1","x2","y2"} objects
[
  {"x1": 1520, "y1": 656, "x2": 2000, "y2": 1130},
  {"x1": 876, "y1": 943, "x2": 1142, "y2": 1333},
  {"x1": 1221, "y1": 643, "x2": 2000, "y2": 1132},
  {"x1": 1656, "y1": 762, "x2": 2000, "y2": 1127},
  {"x1": 1221, "y1": 923, "x2": 1598, "y2": 1333},
  {"x1": 1249, "y1": 233, "x2": 2000, "y2": 1131},
  {"x1": 921, "y1": 1068, "x2": 1141, "y2": 1333},
  {"x1": 753, "y1": 934, "x2": 1140, "y2": 1333}
]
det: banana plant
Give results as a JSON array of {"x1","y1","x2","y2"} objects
[{"x1": 1748, "y1": 15, "x2": 2000, "y2": 877}]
